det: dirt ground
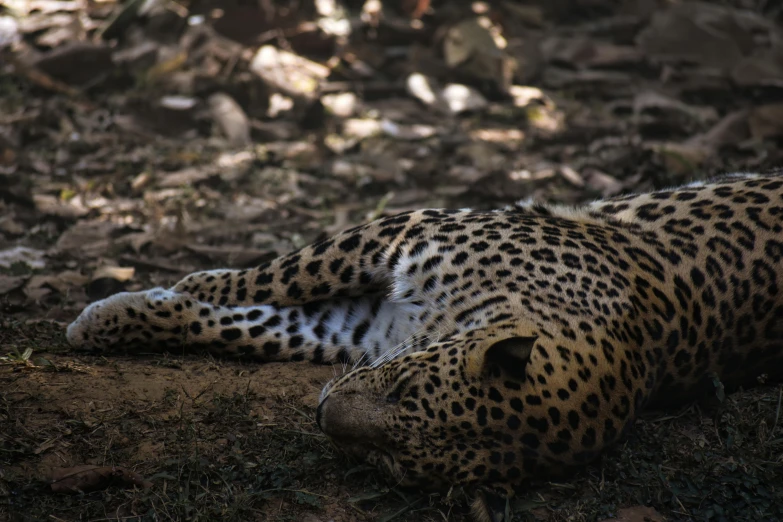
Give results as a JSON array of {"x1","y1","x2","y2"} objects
[
  {"x1": 2, "y1": 327, "x2": 783, "y2": 522},
  {"x1": 2, "y1": 1, "x2": 783, "y2": 521}
]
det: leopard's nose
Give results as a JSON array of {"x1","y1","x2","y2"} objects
[{"x1": 316, "y1": 393, "x2": 387, "y2": 442}]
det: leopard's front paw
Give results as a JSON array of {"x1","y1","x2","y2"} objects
[{"x1": 66, "y1": 288, "x2": 194, "y2": 351}]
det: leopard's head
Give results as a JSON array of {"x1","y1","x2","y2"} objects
[{"x1": 316, "y1": 321, "x2": 610, "y2": 497}]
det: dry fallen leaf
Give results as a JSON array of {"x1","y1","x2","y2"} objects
[
  {"x1": 652, "y1": 142, "x2": 711, "y2": 176},
  {"x1": 250, "y1": 45, "x2": 330, "y2": 101},
  {"x1": 508, "y1": 85, "x2": 549, "y2": 108},
  {"x1": 92, "y1": 266, "x2": 135, "y2": 282},
  {"x1": 442, "y1": 16, "x2": 516, "y2": 92},
  {"x1": 748, "y1": 103, "x2": 783, "y2": 140},
  {"x1": 0, "y1": 246, "x2": 46, "y2": 269},
  {"x1": 731, "y1": 44, "x2": 783, "y2": 87},
  {"x1": 443, "y1": 17, "x2": 499, "y2": 68},
  {"x1": 85, "y1": 266, "x2": 135, "y2": 301},
  {"x1": 542, "y1": 37, "x2": 642, "y2": 68},
  {"x1": 0, "y1": 15, "x2": 20, "y2": 48},
  {"x1": 582, "y1": 169, "x2": 624, "y2": 197},
  {"x1": 321, "y1": 92, "x2": 360, "y2": 118},
  {"x1": 559, "y1": 165, "x2": 584, "y2": 188},
  {"x1": 441, "y1": 84, "x2": 488, "y2": 114},
  {"x1": 33, "y1": 194, "x2": 88, "y2": 218},
  {"x1": 633, "y1": 91, "x2": 718, "y2": 125},
  {"x1": 208, "y1": 93, "x2": 251, "y2": 147},
  {"x1": 688, "y1": 109, "x2": 750, "y2": 149},
  {"x1": 0, "y1": 275, "x2": 27, "y2": 295},
  {"x1": 456, "y1": 141, "x2": 505, "y2": 172},
  {"x1": 406, "y1": 73, "x2": 445, "y2": 109},
  {"x1": 54, "y1": 221, "x2": 117, "y2": 255},
  {"x1": 24, "y1": 270, "x2": 89, "y2": 301},
  {"x1": 32, "y1": 41, "x2": 113, "y2": 87},
  {"x1": 637, "y1": 2, "x2": 768, "y2": 72}
]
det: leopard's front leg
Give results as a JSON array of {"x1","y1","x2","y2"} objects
[
  {"x1": 66, "y1": 288, "x2": 425, "y2": 363},
  {"x1": 67, "y1": 211, "x2": 436, "y2": 363}
]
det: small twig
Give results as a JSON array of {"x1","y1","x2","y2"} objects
[
  {"x1": 3, "y1": 50, "x2": 82, "y2": 99},
  {"x1": 261, "y1": 487, "x2": 332, "y2": 499},
  {"x1": 276, "y1": 428, "x2": 326, "y2": 438},
  {"x1": 286, "y1": 405, "x2": 314, "y2": 422},
  {"x1": 767, "y1": 385, "x2": 782, "y2": 443},
  {"x1": 86, "y1": 515, "x2": 139, "y2": 522},
  {"x1": 181, "y1": 379, "x2": 218, "y2": 405}
]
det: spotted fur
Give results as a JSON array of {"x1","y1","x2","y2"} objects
[{"x1": 68, "y1": 173, "x2": 783, "y2": 521}]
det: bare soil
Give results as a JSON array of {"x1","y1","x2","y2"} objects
[{"x1": 2, "y1": 322, "x2": 782, "y2": 521}]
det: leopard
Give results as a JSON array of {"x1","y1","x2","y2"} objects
[{"x1": 67, "y1": 172, "x2": 783, "y2": 522}]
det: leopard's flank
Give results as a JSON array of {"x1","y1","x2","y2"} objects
[{"x1": 68, "y1": 173, "x2": 783, "y2": 522}]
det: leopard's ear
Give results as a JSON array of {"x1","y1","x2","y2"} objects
[{"x1": 465, "y1": 330, "x2": 537, "y2": 382}]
